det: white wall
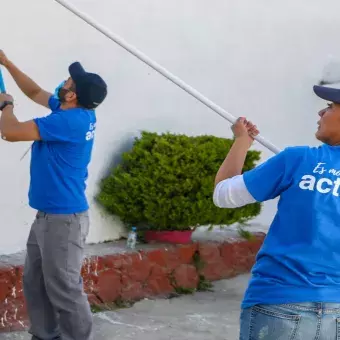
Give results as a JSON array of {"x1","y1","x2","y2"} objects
[{"x1": 0, "y1": 0, "x2": 338, "y2": 254}]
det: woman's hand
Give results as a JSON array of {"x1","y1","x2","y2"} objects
[{"x1": 232, "y1": 117, "x2": 259, "y2": 148}]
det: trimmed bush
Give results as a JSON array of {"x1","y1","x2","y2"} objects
[{"x1": 97, "y1": 131, "x2": 261, "y2": 231}]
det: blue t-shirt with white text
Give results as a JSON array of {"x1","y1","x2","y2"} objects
[
  {"x1": 242, "y1": 144, "x2": 340, "y2": 308},
  {"x1": 29, "y1": 96, "x2": 96, "y2": 214}
]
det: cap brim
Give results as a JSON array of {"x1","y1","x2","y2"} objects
[
  {"x1": 313, "y1": 85, "x2": 340, "y2": 103},
  {"x1": 69, "y1": 62, "x2": 86, "y2": 80}
]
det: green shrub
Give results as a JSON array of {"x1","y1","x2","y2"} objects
[{"x1": 97, "y1": 131, "x2": 261, "y2": 231}]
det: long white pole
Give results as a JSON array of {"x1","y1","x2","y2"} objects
[{"x1": 54, "y1": 0, "x2": 281, "y2": 154}]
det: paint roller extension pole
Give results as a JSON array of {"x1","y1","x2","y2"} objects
[
  {"x1": 0, "y1": 66, "x2": 32, "y2": 161},
  {"x1": 54, "y1": 0, "x2": 281, "y2": 154},
  {"x1": 0, "y1": 67, "x2": 6, "y2": 115},
  {"x1": 0, "y1": 68, "x2": 6, "y2": 93}
]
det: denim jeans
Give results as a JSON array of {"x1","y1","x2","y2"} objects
[{"x1": 240, "y1": 303, "x2": 340, "y2": 340}]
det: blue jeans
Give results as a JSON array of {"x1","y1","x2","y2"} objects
[{"x1": 240, "y1": 303, "x2": 340, "y2": 340}]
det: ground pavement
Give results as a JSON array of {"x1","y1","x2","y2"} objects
[{"x1": 0, "y1": 274, "x2": 250, "y2": 340}]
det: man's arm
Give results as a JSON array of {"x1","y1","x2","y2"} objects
[
  {"x1": 0, "y1": 104, "x2": 40, "y2": 142},
  {"x1": 0, "y1": 51, "x2": 52, "y2": 108},
  {"x1": 0, "y1": 93, "x2": 85, "y2": 143}
]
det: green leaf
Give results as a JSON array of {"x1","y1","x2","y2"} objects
[{"x1": 96, "y1": 131, "x2": 262, "y2": 231}]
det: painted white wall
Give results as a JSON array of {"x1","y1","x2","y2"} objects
[{"x1": 0, "y1": 0, "x2": 338, "y2": 254}]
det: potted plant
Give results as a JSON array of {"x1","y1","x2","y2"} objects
[{"x1": 97, "y1": 131, "x2": 261, "y2": 244}]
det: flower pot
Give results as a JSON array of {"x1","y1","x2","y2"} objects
[{"x1": 144, "y1": 230, "x2": 193, "y2": 244}]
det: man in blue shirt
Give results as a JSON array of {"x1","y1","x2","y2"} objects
[
  {"x1": 214, "y1": 85, "x2": 340, "y2": 340},
  {"x1": 0, "y1": 50, "x2": 107, "y2": 340}
]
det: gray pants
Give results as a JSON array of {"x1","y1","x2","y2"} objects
[{"x1": 23, "y1": 211, "x2": 93, "y2": 340}]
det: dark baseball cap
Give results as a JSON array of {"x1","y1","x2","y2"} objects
[
  {"x1": 313, "y1": 85, "x2": 340, "y2": 104},
  {"x1": 69, "y1": 62, "x2": 108, "y2": 109}
]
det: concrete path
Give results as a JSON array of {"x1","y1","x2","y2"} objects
[{"x1": 0, "y1": 274, "x2": 250, "y2": 340}]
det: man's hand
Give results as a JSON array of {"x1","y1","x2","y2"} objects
[
  {"x1": 0, "y1": 93, "x2": 13, "y2": 103},
  {"x1": 232, "y1": 117, "x2": 259, "y2": 148},
  {"x1": 0, "y1": 50, "x2": 10, "y2": 68}
]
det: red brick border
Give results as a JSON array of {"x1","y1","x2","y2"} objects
[{"x1": 0, "y1": 233, "x2": 265, "y2": 333}]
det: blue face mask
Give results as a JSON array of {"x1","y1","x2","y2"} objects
[{"x1": 54, "y1": 81, "x2": 66, "y2": 100}]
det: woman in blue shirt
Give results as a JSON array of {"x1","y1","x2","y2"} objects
[{"x1": 214, "y1": 85, "x2": 340, "y2": 340}]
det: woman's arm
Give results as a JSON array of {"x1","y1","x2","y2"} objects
[{"x1": 215, "y1": 117, "x2": 259, "y2": 186}]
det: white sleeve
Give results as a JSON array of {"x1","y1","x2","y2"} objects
[{"x1": 213, "y1": 175, "x2": 257, "y2": 208}]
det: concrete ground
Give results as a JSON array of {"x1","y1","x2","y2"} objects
[{"x1": 0, "y1": 274, "x2": 250, "y2": 340}]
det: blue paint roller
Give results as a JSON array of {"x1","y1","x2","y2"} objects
[{"x1": 0, "y1": 67, "x2": 6, "y2": 93}]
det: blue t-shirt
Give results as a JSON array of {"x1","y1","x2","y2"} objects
[
  {"x1": 28, "y1": 96, "x2": 96, "y2": 214},
  {"x1": 242, "y1": 144, "x2": 340, "y2": 308}
]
